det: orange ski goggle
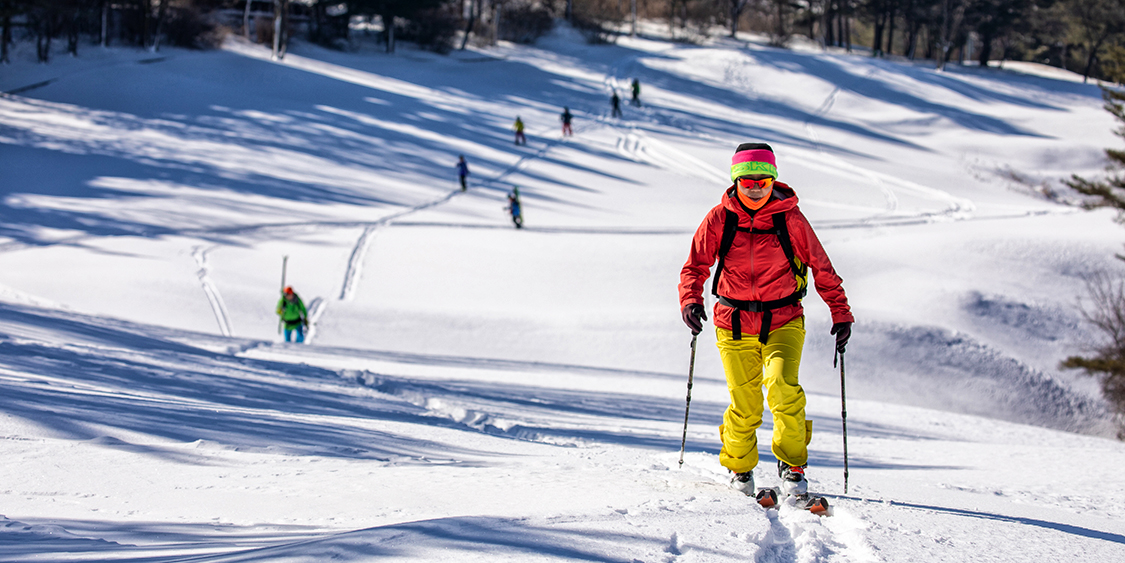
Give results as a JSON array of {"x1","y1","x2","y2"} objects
[{"x1": 737, "y1": 177, "x2": 774, "y2": 190}]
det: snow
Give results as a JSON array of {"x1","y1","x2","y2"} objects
[{"x1": 1, "y1": 24, "x2": 1124, "y2": 561}]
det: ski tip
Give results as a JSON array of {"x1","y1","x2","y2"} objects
[
  {"x1": 805, "y1": 496, "x2": 830, "y2": 516},
  {"x1": 755, "y1": 488, "x2": 778, "y2": 509}
]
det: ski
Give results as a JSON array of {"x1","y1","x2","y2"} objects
[{"x1": 755, "y1": 487, "x2": 830, "y2": 516}]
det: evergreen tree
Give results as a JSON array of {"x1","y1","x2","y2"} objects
[{"x1": 1068, "y1": 88, "x2": 1125, "y2": 211}]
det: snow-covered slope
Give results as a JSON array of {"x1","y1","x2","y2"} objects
[{"x1": 1, "y1": 25, "x2": 1124, "y2": 561}]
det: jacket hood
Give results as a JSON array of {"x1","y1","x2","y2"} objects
[{"x1": 721, "y1": 181, "x2": 799, "y2": 219}]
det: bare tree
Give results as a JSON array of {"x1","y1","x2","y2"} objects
[
  {"x1": 460, "y1": 0, "x2": 480, "y2": 49},
  {"x1": 728, "y1": 0, "x2": 750, "y2": 37},
  {"x1": 936, "y1": 0, "x2": 967, "y2": 69}
]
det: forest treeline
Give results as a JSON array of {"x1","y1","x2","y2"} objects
[{"x1": 1, "y1": 0, "x2": 1122, "y2": 81}]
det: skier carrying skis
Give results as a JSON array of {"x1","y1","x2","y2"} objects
[
  {"x1": 507, "y1": 188, "x2": 523, "y2": 229},
  {"x1": 456, "y1": 155, "x2": 470, "y2": 191},
  {"x1": 277, "y1": 286, "x2": 308, "y2": 343},
  {"x1": 561, "y1": 107, "x2": 573, "y2": 136},
  {"x1": 679, "y1": 143, "x2": 853, "y2": 498},
  {"x1": 513, "y1": 116, "x2": 527, "y2": 146}
]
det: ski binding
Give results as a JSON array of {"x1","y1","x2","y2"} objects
[{"x1": 755, "y1": 487, "x2": 830, "y2": 516}]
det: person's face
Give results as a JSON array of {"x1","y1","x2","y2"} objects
[{"x1": 737, "y1": 175, "x2": 774, "y2": 199}]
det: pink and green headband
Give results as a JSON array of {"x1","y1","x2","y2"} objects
[{"x1": 730, "y1": 148, "x2": 777, "y2": 182}]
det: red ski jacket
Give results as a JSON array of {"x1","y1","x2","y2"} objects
[{"x1": 679, "y1": 182, "x2": 853, "y2": 335}]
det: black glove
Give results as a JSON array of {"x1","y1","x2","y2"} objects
[
  {"x1": 831, "y1": 322, "x2": 852, "y2": 354},
  {"x1": 682, "y1": 303, "x2": 708, "y2": 335}
]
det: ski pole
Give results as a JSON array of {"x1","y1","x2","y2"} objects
[
  {"x1": 835, "y1": 349, "x2": 849, "y2": 494},
  {"x1": 678, "y1": 333, "x2": 698, "y2": 468}
]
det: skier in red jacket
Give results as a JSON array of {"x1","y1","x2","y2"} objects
[{"x1": 679, "y1": 143, "x2": 853, "y2": 497}]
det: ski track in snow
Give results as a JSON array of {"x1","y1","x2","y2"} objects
[
  {"x1": 607, "y1": 49, "x2": 997, "y2": 231},
  {"x1": 303, "y1": 296, "x2": 325, "y2": 343},
  {"x1": 191, "y1": 245, "x2": 233, "y2": 337},
  {"x1": 608, "y1": 105, "x2": 979, "y2": 231}
]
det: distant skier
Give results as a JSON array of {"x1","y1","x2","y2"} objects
[
  {"x1": 456, "y1": 155, "x2": 470, "y2": 190},
  {"x1": 611, "y1": 91, "x2": 622, "y2": 118},
  {"x1": 561, "y1": 107, "x2": 573, "y2": 136},
  {"x1": 277, "y1": 286, "x2": 309, "y2": 343},
  {"x1": 679, "y1": 143, "x2": 853, "y2": 498},
  {"x1": 507, "y1": 188, "x2": 523, "y2": 229},
  {"x1": 513, "y1": 116, "x2": 527, "y2": 145},
  {"x1": 631, "y1": 78, "x2": 641, "y2": 106}
]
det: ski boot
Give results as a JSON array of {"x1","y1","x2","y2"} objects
[
  {"x1": 778, "y1": 461, "x2": 808, "y2": 497},
  {"x1": 730, "y1": 471, "x2": 754, "y2": 496}
]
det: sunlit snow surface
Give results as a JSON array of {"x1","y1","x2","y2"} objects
[{"x1": 1, "y1": 25, "x2": 1123, "y2": 562}]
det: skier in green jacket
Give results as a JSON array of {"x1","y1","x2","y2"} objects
[{"x1": 277, "y1": 286, "x2": 308, "y2": 343}]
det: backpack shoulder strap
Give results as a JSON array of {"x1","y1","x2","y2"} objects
[
  {"x1": 711, "y1": 209, "x2": 739, "y2": 296},
  {"x1": 773, "y1": 211, "x2": 808, "y2": 281}
]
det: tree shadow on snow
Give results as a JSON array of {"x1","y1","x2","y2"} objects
[
  {"x1": 0, "y1": 301, "x2": 728, "y2": 461},
  {"x1": 1, "y1": 514, "x2": 747, "y2": 562}
]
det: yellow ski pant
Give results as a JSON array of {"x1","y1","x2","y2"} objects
[{"x1": 716, "y1": 316, "x2": 809, "y2": 474}]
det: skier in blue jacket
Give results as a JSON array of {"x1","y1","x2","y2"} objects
[{"x1": 456, "y1": 155, "x2": 470, "y2": 191}]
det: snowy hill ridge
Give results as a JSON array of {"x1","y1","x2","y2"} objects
[{"x1": 1, "y1": 26, "x2": 1125, "y2": 561}]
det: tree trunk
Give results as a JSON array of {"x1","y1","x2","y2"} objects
[
  {"x1": 279, "y1": 0, "x2": 289, "y2": 57},
  {"x1": 243, "y1": 0, "x2": 252, "y2": 38},
  {"x1": 632, "y1": 0, "x2": 637, "y2": 37},
  {"x1": 272, "y1": 0, "x2": 282, "y2": 59},
  {"x1": 872, "y1": 12, "x2": 885, "y2": 57},
  {"x1": 1, "y1": 13, "x2": 10, "y2": 64},
  {"x1": 830, "y1": 6, "x2": 839, "y2": 46},
  {"x1": 730, "y1": 0, "x2": 739, "y2": 37},
  {"x1": 68, "y1": 9, "x2": 79, "y2": 56},
  {"x1": 153, "y1": 0, "x2": 168, "y2": 51},
  {"x1": 978, "y1": 30, "x2": 993, "y2": 67},
  {"x1": 37, "y1": 16, "x2": 51, "y2": 63},
  {"x1": 837, "y1": 9, "x2": 845, "y2": 47},
  {"x1": 938, "y1": 0, "x2": 950, "y2": 69},
  {"x1": 885, "y1": 5, "x2": 896, "y2": 55},
  {"x1": 907, "y1": 21, "x2": 918, "y2": 60},
  {"x1": 669, "y1": 0, "x2": 676, "y2": 37},
  {"x1": 493, "y1": 2, "x2": 500, "y2": 45},
  {"x1": 936, "y1": 0, "x2": 964, "y2": 70},
  {"x1": 101, "y1": 1, "x2": 109, "y2": 47},
  {"x1": 460, "y1": 0, "x2": 478, "y2": 50},
  {"x1": 141, "y1": 0, "x2": 151, "y2": 48},
  {"x1": 384, "y1": 13, "x2": 395, "y2": 53},
  {"x1": 1083, "y1": 38, "x2": 1106, "y2": 82},
  {"x1": 776, "y1": 0, "x2": 785, "y2": 41},
  {"x1": 824, "y1": 2, "x2": 834, "y2": 46}
]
